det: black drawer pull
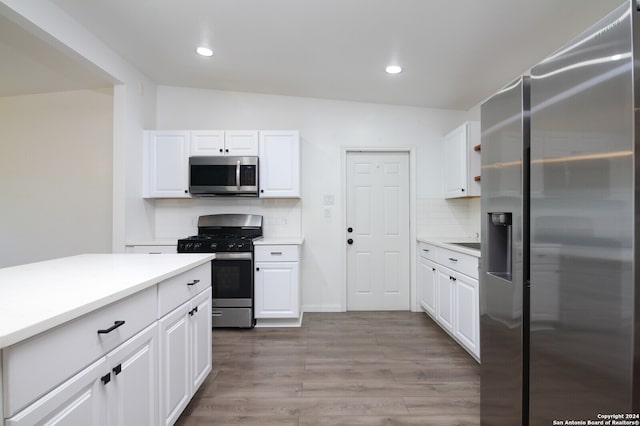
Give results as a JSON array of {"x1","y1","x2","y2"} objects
[
  {"x1": 113, "y1": 364, "x2": 122, "y2": 375},
  {"x1": 448, "y1": 257, "x2": 458, "y2": 262},
  {"x1": 187, "y1": 279, "x2": 200, "y2": 286},
  {"x1": 270, "y1": 251, "x2": 282, "y2": 255},
  {"x1": 97, "y1": 320, "x2": 125, "y2": 334},
  {"x1": 101, "y1": 373, "x2": 111, "y2": 385}
]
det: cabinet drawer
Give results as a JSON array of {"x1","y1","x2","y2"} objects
[
  {"x1": 437, "y1": 248, "x2": 479, "y2": 279},
  {"x1": 2, "y1": 286, "x2": 156, "y2": 417},
  {"x1": 158, "y1": 262, "x2": 211, "y2": 317},
  {"x1": 254, "y1": 245, "x2": 300, "y2": 262},
  {"x1": 418, "y1": 242, "x2": 438, "y2": 261}
]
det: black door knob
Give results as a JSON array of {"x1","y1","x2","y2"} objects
[
  {"x1": 347, "y1": 227, "x2": 353, "y2": 233},
  {"x1": 347, "y1": 239, "x2": 353, "y2": 245}
]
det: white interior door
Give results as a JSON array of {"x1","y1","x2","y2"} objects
[{"x1": 346, "y1": 152, "x2": 410, "y2": 310}]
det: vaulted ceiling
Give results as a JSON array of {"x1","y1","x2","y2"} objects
[{"x1": 1, "y1": 0, "x2": 623, "y2": 109}]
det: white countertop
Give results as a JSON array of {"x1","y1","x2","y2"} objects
[
  {"x1": 125, "y1": 240, "x2": 177, "y2": 246},
  {"x1": 0, "y1": 253, "x2": 214, "y2": 349},
  {"x1": 254, "y1": 237, "x2": 304, "y2": 245},
  {"x1": 417, "y1": 236, "x2": 481, "y2": 257}
]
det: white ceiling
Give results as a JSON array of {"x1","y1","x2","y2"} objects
[{"x1": 3, "y1": 0, "x2": 623, "y2": 109}]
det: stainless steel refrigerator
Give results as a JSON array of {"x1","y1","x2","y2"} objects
[{"x1": 480, "y1": 2, "x2": 639, "y2": 425}]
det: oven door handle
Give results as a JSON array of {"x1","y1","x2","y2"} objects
[
  {"x1": 236, "y1": 160, "x2": 241, "y2": 188},
  {"x1": 214, "y1": 252, "x2": 253, "y2": 260}
]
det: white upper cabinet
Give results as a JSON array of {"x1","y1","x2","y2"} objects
[
  {"x1": 144, "y1": 129, "x2": 299, "y2": 199},
  {"x1": 259, "y1": 130, "x2": 300, "y2": 198},
  {"x1": 444, "y1": 122, "x2": 480, "y2": 199},
  {"x1": 143, "y1": 131, "x2": 191, "y2": 198},
  {"x1": 190, "y1": 130, "x2": 258, "y2": 156},
  {"x1": 190, "y1": 130, "x2": 224, "y2": 156},
  {"x1": 225, "y1": 130, "x2": 259, "y2": 156}
]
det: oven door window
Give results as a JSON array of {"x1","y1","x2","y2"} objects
[{"x1": 212, "y1": 259, "x2": 253, "y2": 299}]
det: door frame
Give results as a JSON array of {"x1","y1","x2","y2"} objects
[{"x1": 341, "y1": 147, "x2": 417, "y2": 312}]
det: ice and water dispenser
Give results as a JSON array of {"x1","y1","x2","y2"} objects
[{"x1": 487, "y1": 212, "x2": 512, "y2": 281}]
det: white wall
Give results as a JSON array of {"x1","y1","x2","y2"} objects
[
  {"x1": 154, "y1": 86, "x2": 479, "y2": 311},
  {"x1": 0, "y1": 89, "x2": 113, "y2": 267},
  {"x1": 0, "y1": 0, "x2": 159, "y2": 253}
]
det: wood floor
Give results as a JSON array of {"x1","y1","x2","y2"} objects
[{"x1": 175, "y1": 311, "x2": 480, "y2": 426}]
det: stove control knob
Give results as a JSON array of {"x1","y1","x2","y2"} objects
[
  {"x1": 228, "y1": 243, "x2": 236, "y2": 250},
  {"x1": 210, "y1": 242, "x2": 217, "y2": 251},
  {"x1": 193, "y1": 242, "x2": 202, "y2": 251}
]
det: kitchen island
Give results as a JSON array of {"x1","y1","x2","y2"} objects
[{"x1": 0, "y1": 253, "x2": 214, "y2": 426}]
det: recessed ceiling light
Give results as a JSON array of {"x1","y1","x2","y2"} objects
[
  {"x1": 385, "y1": 65, "x2": 402, "y2": 74},
  {"x1": 195, "y1": 46, "x2": 213, "y2": 57}
]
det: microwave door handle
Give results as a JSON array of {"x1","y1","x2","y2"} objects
[{"x1": 236, "y1": 160, "x2": 241, "y2": 188}]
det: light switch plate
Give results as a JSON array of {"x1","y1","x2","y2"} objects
[{"x1": 323, "y1": 194, "x2": 335, "y2": 205}]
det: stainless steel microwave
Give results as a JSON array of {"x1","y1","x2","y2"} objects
[{"x1": 189, "y1": 156, "x2": 259, "y2": 196}]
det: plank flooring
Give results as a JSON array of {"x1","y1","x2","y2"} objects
[{"x1": 175, "y1": 311, "x2": 480, "y2": 426}]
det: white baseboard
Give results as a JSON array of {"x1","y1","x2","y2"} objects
[{"x1": 302, "y1": 304, "x2": 344, "y2": 312}]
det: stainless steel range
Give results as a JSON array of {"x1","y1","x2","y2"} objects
[{"x1": 177, "y1": 214, "x2": 262, "y2": 328}]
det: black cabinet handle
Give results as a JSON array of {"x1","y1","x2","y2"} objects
[
  {"x1": 189, "y1": 306, "x2": 199, "y2": 316},
  {"x1": 347, "y1": 227, "x2": 353, "y2": 233},
  {"x1": 187, "y1": 279, "x2": 200, "y2": 286},
  {"x1": 219, "y1": 148, "x2": 223, "y2": 153},
  {"x1": 97, "y1": 320, "x2": 125, "y2": 334},
  {"x1": 101, "y1": 373, "x2": 111, "y2": 385},
  {"x1": 113, "y1": 364, "x2": 122, "y2": 376},
  {"x1": 432, "y1": 268, "x2": 436, "y2": 271},
  {"x1": 225, "y1": 149, "x2": 229, "y2": 153},
  {"x1": 260, "y1": 189, "x2": 264, "y2": 193},
  {"x1": 256, "y1": 267, "x2": 260, "y2": 271},
  {"x1": 347, "y1": 239, "x2": 353, "y2": 245},
  {"x1": 448, "y1": 257, "x2": 458, "y2": 262}
]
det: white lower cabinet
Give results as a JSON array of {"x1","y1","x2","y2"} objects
[
  {"x1": 453, "y1": 274, "x2": 480, "y2": 359},
  {"x1": 107, "y1": 324, "x2": 158, "y2": 426},
  {"x1": 2, "y1": 262, "x2": 212, "y2": 426},
  {"x1": 254, "y1": 245, "x2": 301, "y2": 325},
  {"x1": 6, "y1": 358, "x2": 107, "y2": 426},
  {"x1": 255, "y1": 262, "x2": 299, "y2": 318},
  {"x1": 417, "y1": 242, "x2": 480, "y2": 362},
  {"x1": 190, "y1": 291, "x2": 212, "y2": 392},
  {"x1": 6, "y1": 323, "x2": 158, "y2": 426},
  {"x1": 159, "y1": 288, "x2": 212, "y2": 426},
  {"x1": 436, "y1": 267, "x2": 456, "y2": 335},
  {"x1": 158, "y1": 303, "x2": 190, "y2": 426},
  {"x1": 418, "y1": 257, "x2": 437, "y2": 317}
]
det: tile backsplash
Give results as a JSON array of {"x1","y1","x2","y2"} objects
[
  {"x1": 154, "y1": 198, "x2": 301, "y2": 239},
  {"x1": 417, "y1": 197, "x2": 480, "y2": 241}
]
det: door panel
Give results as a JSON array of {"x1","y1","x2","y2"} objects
[{"x1": 347, "y1": 152, "x2": 410, "y2": 310}]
